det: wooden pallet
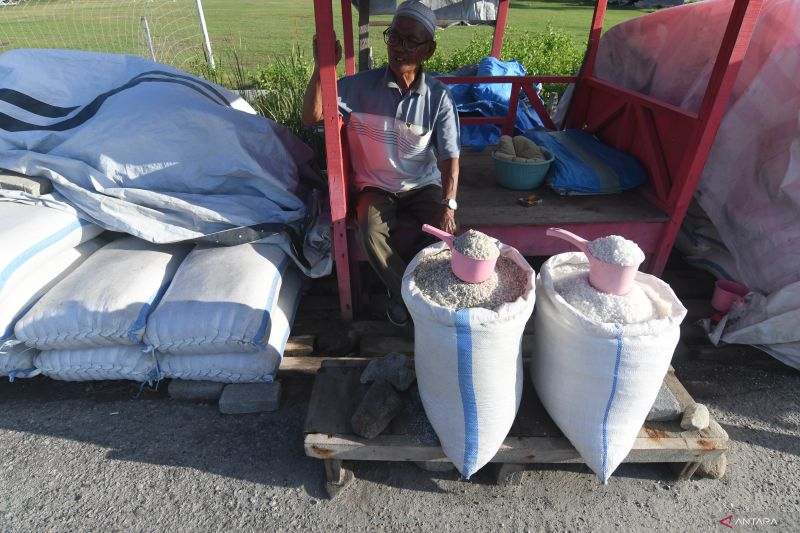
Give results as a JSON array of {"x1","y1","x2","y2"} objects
[{"x1": 303, "y1": 359, "x2": 728, "y2": 497}]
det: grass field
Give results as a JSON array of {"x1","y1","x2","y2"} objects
[{"x1": 0, "y1": 0, "x2": 653, "y2": 73}]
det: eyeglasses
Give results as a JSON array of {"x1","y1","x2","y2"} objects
[{"x1": 383, "y1": 28, "x2": 430, "y2": 52}]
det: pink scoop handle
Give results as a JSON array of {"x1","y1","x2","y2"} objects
[
  {"x1": 546, "y1": 227, "x2": 589, "y2": 255},
  {"x1": 422, "y1": 224, "x2": 454, "y2": 250}
]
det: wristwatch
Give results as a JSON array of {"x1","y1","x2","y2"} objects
[{"x1": 441, "y1": 198, "x2": 458, "y2": 210}]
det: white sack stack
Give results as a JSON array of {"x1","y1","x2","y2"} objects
[
  {"x1": 145, "y1": 243, "x2": 292, "y2": 355},
  {"x1": 34, "y1": 345, "x2": 157, "y2": 382},
  {"x1": 0, "y1": 202, "x2": 104, "y2": 339},
  {"x1": 15, "y1": 237, "x2": 192, "y2": 349},
  {"x1": 158, "y1": 266, "x2": 304, "y2": 383},
  {"x1": 531, "y1": 253, "x2": 687, "y2": 483},
  {"x1": 403, "y1": 241, "x2": 536, "y2": 479}
]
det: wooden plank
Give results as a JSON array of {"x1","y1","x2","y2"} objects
[
  {"x1": 279, "y1": 356, "x2": 368, "y2": 376},
  {"x1": 456, "y1": 149, "x2": 668, "y2": 228},
  {"x1": 360, "y1": 336, "x2": 414, "y2": 357},
  {"x1": 305, "y1": 433, "x2": 725, "y2": 463},
  {"x1": 284, "y1": 335, "x2": 315, "y2": 357},
  {"x1": 302, "y1": 365, "x2": 368, "y2": 434}
]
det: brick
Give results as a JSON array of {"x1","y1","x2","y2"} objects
[
  {"x1": 168, "y1": 380, "x2": 225, "y2": 401},
  {"x1": 219, "y1": 382, "x2": 281, "y2": 414}
]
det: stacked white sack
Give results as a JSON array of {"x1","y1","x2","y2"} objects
[
  {"x1": 0, "y1": 202, "x2": 104, "y2": 339},
  {"x1": 145, "y1": 243, "x2": 292, "y2": 354},
  {"x1": 403, "y1": 241, "x2": 536, "y2": 479},
  {"x1": 531, "y1": 253, "x2": 687, "y2": 483},
  {"x1": 15, "y1": 237, "x2": 192, "y2": 349},
  {"x1": 158, "y1": 265, "x2": 304, "y2": 383},
  {"x1": 34, "y1": 345, "x2": 157, "y2": 382},
  {"x1": 0, "y1": 340, "x2": 40, "y2": 381}
]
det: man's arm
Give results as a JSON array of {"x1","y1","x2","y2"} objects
[
  {"x1": 436, "y1": 157, "x2": 459, "y2": 235},
  {"x1": 301, "y1": 35, "x2": 342, "y2": 126}
]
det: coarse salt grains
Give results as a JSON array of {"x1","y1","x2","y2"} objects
[
  {"x1": 587, "y1": 235, "x2": 645, "y2": 266},
  {"x1": 453, "y1": 229, "x2": 499, "y2": 260}
]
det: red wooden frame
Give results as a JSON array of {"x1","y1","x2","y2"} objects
[{"x1": 313, "y1": 0, "x2": 764, "y2": 320}]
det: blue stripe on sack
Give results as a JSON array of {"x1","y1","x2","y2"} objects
[
  {"x1": 0, "y1": 218, "x2": 89, "y2": 295},
  {"x1": 252, "y1": 255, "x2": 290, "y2": 350},
  {"x1": 601, "y1": 323, "x2": 625, "y2": 484},
  {"x1": 127, "y1": 281, "x2": 173, "y2": 343},
  {"x1": 455, "y1": 309, "x2": 479, "y2": 479}
]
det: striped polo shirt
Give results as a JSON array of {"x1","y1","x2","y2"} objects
[{"x1": 337, "y1": 66, "x2": 460, "y2": 193}]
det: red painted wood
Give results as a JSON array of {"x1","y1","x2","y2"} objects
[
  {"x1": 652, "y1": 0, "x2": 764, "y2": 275},
  {"x1": 491, "y1": 0, "x2": 509, "y2": 58},
  {"x1": 582, "y1": 0, "x2": 608, "y2": 79},
  {"x1": 521, "y1": 83, "x2": 556, "y2": 131},
  {"x1": 340, "y1": 0, "x2": 356, "y2": 76},
  {"x1": 314, "y1": 0, "x2": 353, "y2": 320},
  {"x1": 502, "y1": 83, "x2": 521, "y2": 136}
]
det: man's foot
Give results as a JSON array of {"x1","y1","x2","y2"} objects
[{"x1": 386, "y1": 291, "x2": 409, "y2": 327}]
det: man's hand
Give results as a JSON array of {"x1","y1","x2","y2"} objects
[
  {"x1": 312, "y1": 34, "x2": 342, "y2": 70},
  {"x1": 434, "y1": 205, "x2": 457, "y2": 235}
]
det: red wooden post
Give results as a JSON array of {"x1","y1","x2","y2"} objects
[
  {"x1": 490, "y1": 0, "x2": 509, "y2": 58},
  {"x1": 314, "y1": 0, "x2": 353, "y2": 320},
  {"x1": 650, "y1": 0, "x2": 764, "y2": 276},
  {"x1": 582, "y1": 0, "x2": 608, "y2": 79},
  {"x1": 340, "y1": 0, "x2": 356, "y2": 76}
]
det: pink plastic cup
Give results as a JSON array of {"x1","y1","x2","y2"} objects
[
  {"x1": 546, "y1": 227, "x2": 643, "y2": 296},
  {"x1": 711, "y1": 280, "x2": 748, "y2": 313},
  {"x1": 422, "y1": 224, "x2": 497, "y2": 284}
]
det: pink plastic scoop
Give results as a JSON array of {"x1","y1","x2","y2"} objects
[
  {"x1": 422, "y1": 224, "x2": 497, "y2": 284},
  {"x1": 546, "y1": 227, "x2": 642, "y2": 296}
]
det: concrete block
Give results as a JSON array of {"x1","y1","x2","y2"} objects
[
  {"x1": 0, "y1": 171, "x2": 53, "y2": 195},
  {"x1": 350, "y1": 380, "x2": 403, "y2": 439},
  {"x1": 646, "y1": 382, "x2": 683, "y2": 422},
  {"x1": 168, "y1": 380, "x2": 225, "y2": 401},
  {"x1": 219, "y1": 382, "x2": 281, "y2": 414},
  {"x1": 360, "y1": 352, "x2": 415, "y2": 391}
]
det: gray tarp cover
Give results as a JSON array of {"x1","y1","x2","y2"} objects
[{"x1": 0, "y1": 49, "x2": 331, "y2": 277}]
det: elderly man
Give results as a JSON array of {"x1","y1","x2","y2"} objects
[{"x1": 303, "y1": 0, "x2": 460, "y2": 327}]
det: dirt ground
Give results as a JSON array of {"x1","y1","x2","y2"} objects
[{"x1": 1, "y1": 267, "x2": 799, "y2": 532}]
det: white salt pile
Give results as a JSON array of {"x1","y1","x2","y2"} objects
[
  {"x1": 413, "y1": 250, "x2": 528, "y2": 310},
  {"x1": 587, "y1": 235, "x2": 645, "y2": 266},
  {"x1": 453, "y1": 230, "x2": 499, "y2": 261},
  {"x1": 553, "y1": 263, "x2": 670, "y2": 324}
]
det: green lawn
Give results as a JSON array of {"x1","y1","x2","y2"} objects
[{"x1": 0, "y1": 0, "x2": 654, "y2": 74}]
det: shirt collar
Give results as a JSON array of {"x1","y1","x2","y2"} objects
[{"x1": 384, "y1": 66, "x2": 428, "y2": 96}]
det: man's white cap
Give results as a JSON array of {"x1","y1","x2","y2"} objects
[{"x1": 393, "y1": 1, "x2": 437, "y2": 39}]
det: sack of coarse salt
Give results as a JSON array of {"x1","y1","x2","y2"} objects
[
  {"x1": 403, "y1": 241, "x2": 536, "y2": 479},
  {"x1": 531, "y1": 252, "x2": 686, "y2": 483}
]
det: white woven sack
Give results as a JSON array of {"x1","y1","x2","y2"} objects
[
  {"x1": 402, "y1": 241, "x2": 535, "y2": 479},
  {"x1": 145, "y1": 243, "x2": 290, "y2": 354},
  {"x1": 34, "y1": 345, "x2": 157, "y2": 382},
  {"x1": 159, "y1": 267, "x2": 304, "y2": 383},
  {"x1": 15, "y1": 237, "x2": 192, "y2": 350},
  {"x1": 531, "y1": 253, "x2": 687, "y2": 483},
  {"x1": 0, "y1": 238, "x2": 105, "y2": 340},
  {"x1": 0, "y1": 340, "x2": 40, "y2": 380}
]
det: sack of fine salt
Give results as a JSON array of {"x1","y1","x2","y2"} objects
[
  {"x1": 403, "y1": 241, "x2": 536, "y2": 479},
  {"x1": 531, "y1": 253, "x2": 686, "y2": 483}
]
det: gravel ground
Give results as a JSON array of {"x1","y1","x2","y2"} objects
[{"x1": 1, "y1": 346, "x2": 797, "y2": 533}]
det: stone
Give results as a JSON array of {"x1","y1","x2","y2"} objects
[
  {"x1": 350, "y1": 380, "x2": 404, "y2": 439},
  {"x1": 680, "y1": 402, "x2": 710, "y2": 431},
  {"x1": 697, "y1": 454, "x2": 727, "y2": 479},
  {"x1": 646, "y1": 382, "x2": 683, "y2": 422},
  {"x1": 168, "y1": 379, "x2": 224, "y2": 401},
  {"x1": 360, "y1": 352, "x2": 416, "y2": 391},
  {"x1": 218, "y1": 382, "x2": 281, "y2": 414}
]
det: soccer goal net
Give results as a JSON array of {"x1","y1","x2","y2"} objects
[{"x1": 0, "y1": 0, "x2": 213, "y2": 73}]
